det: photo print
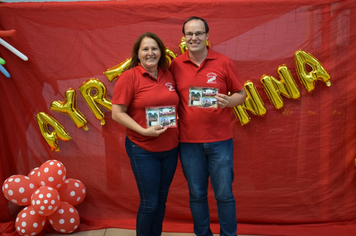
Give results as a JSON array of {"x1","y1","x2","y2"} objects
[
  {"x1": 189, "y1": 87, "x2": 218, "y2": 108},
  {"x1": 146, "y1": 106, "x2": 177, "y2": 128}
]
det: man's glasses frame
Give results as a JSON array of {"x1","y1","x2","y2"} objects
[{"x1": 184, "y1": 31, "x2": 206, "y2": 39}]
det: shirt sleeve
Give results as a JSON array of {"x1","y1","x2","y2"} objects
[
  {"x1": 112, "y1": 69, "x2": 135, "y2": 107},
  {"x1": 226, "y1": 58, "x2": 244, "y2": 93}
]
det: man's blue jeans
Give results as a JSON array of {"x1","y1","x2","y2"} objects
[
  {"x1": 125, "y1": 137, "x2": 178, "y2": 236},
  {"x1": 179, "y1": 139, "x2": 237, "y2": 236}
]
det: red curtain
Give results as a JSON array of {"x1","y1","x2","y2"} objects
[{"x1": 1, "y1": 0, "x2": 356, "y2": 235}]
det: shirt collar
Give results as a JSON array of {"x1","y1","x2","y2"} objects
[
  {"x1": 136, "y1": 64, "x2": 162, "y2": 80},
  {"x1": 182, "y1": 47, "x2": 217, "y2": 63}
]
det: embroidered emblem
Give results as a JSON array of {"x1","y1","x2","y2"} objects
[
  {"x1": 206, "y1": 73, "x2": 217, "y2": 84},
  {"x1": 165, "y1": 82, "x2": 175, "y2": 91}
]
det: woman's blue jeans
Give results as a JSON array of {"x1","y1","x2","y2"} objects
[
  {"x1": 179, "y1": 139, "x2": 237, "y2": 236},
  {"x1": 125, "y1": 137, "x2": 178, "y2": 236}
]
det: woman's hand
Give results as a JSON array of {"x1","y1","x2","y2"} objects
[
  {"x1": 112, "y1": 104, "x2": 168, "y2": 137},
  {"x1": 142, "y1": 125, "x2": 168, "y2": 137}
]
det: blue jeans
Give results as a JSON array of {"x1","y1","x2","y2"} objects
[
  {"x1": 125, "y1": 137, "x2": 178, "y2": 236},
  {"x1": 179, "y1": 139, "x2": 237, "y2": 236}
]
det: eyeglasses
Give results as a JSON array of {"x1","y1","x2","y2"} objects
[{"x1": 184, "y1": 31, "x2": 206, "y2": 39}]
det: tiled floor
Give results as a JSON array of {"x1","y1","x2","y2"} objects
[{"x1": 44, "y1": 228, "x2": 257, "y2": 236}]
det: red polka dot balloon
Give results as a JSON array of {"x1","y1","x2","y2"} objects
[
  {"x1": 15, "y1": 206, "x2": 46, "y2": 236},
  {"x1": 27, "y1": 167, "x2": 40, "y2": 186},
  {"x1": 2, "y1": 175, "x2": 37, "y2": 206},
  {"x1": 48, "y1": 201, "x2": 80, "y2": 233},
  {"x1": 31, "y1": 186, "x2": 60, "y2": 216},
  {"x1": 59, "y1": 178, "x2": 86, "y2": 206},
  {"x1": 37, "y1": 160, "x2": 66, "y2": 190}
]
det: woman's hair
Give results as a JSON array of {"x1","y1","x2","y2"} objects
[
  {"x1": 182, "y1": 16, "x2": 209, "y2": 34},
  {"x1": 129, "y1": 32, "x2": 168, "y2": 70}
]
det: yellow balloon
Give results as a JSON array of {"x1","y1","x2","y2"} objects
[
  {"x1": 233, "y1": 81, "x2": 267, "y2": 125},
  {"x1": 260, "y1": 65, "x2": 300, "y2": 110},
  {"x1": 36, "y1": 112, "x2": 72, "y2": 153},
  {"x1": 277, "y1": 65, "x2": 301, "y2": 100},
  {"x1": 294, "y1": 50, "x2": 331, "y2": 92},
  {"x1": 165, "y1": 47, "x2": 177, "y2": 65},
  {"x1": 206, "y1": 39, "x2": 211, "y2": 47},
  {"x1": 178, "y1": 37, "x2": 187, "y2": 54},
  {"x1": 104, "y1": 58, "x2": 131, "y2": 82},
  {"x1": 260, "y1": 74, "x2": 284, "y2": 109},
  {"x1": 79, "y1": 78, "x2": 112, "y2": 125},
  {"x1": 50, "y1": 88, "x2": 88, "y2": 131},
  {"x1": 233, "y1": 106, "x2": 251, "y2": 126}
]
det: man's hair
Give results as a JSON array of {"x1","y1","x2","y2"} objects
[
  {"x1": 129, "y1": 32, "x2": 168, "y2": 71},
  {"x1": 182, "y1": 16, "x2": 209, "y2": 34}
]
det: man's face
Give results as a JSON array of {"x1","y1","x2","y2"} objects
[{"x1": 184, "y1": 19, "x2": 208, "y2": 53}]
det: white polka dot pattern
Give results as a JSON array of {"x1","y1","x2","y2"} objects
[
  {"x1": 31, "y1": 186, "x2": 60, "y2": 216},
  {"x1": 48, "y1": 201, "x2": 80, "y2": 234},
  {"x1": 15, "y1": 206, "x2": 46, "y2": 236},
  {"x1": 2, "y1": 175, "x2": 38, "y2": 206},
  {"x1": 58, "y1": 178, "x2": 86, "y2": 206},
  {"x1": 27, "y1": 167, "x2": 39, "y2": 185},
  {"x1": 37, "y1": 160, "x2": 66, "y2": 190},
  {"x1": 4, "y1": 160, "x2": 85, "y2": 235}
]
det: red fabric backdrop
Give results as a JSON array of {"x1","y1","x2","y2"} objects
[{"x1": 1, "y1": 0, "x2": 356, "y2": 235}]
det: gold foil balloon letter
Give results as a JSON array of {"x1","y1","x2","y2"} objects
[
  {"x1": 260, "y1": 65, "x2": 300, "y2": 109},
  {"x1": 104, "y1": 58, "x2": 131, "y2": 82},
  {"x1": 50, "y1": 88, "x2": 88, "y2": 131},
  {"x1": 165, "y1": 47, "x2": 177, "y2": 65},
  {"x1": 294, "y1": 50, "x2": 331, "y2": 92},
  {"x1": 179, "y1": 37, "x2": 188, "y2": 54},
  {"x1": 79, "y1": 78, "x2": 112, "y2": 125},
  {"x1": 233, "y1": 81, "x2": 267, "y2": 125},
  {"x1": 36, "y1": 112, "x2": 72, "y2": 153}
]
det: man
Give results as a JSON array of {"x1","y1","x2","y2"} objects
[{"x1": 170, "y1": 16, "x2": 246, "y2": 236}]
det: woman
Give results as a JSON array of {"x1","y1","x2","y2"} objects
[{"x1": 112, "y1": 32, "x2": 179, "y2": 236}]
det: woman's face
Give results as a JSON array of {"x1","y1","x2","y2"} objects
[{"x1": 138, "y1": 37, "x2": 161, "y2": 71}]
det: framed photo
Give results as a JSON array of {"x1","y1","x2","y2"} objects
[
  {"x1": 145, "y1": 106, "x2": 177, "y2": 128},
  {"x1": 189, "y1": 87, "x2": 218, "y2": 109}
]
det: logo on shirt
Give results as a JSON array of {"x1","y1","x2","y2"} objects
[
  {"x1": 165, "y1": 82, "x2": 175, "y2": 91},
  {"x1": 206, "y1": 73, "x2": 217, "y2": 84}
]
